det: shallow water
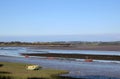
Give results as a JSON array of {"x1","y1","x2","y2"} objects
[
  {"x1": 0, "y1": 56, "x2": 120, "y2": 79},
  {"x1": 0, "y1": 47, "x2": 120, "y2": 57},
  {"x1": 0, "y1": 47, "x2": 26, "y2": 57},
  {"x1": 0, "y1": 47, "x2": 120, "y2": 79}
]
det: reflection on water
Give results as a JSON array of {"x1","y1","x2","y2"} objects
[
  {"x1": 0, "y1": 47, "x2": 120, "y2": 79},
  {"x1": 0, "y1": 55, "x2": 120, "y2": 79},
  {"x1": 1, "y1": 47, "x2": 120, "y2": 57},
  {"x1": 27, "y1": 49, "x2": 120, "y2": 56},
  {"x1": 0, "y1": 47, "x2": 120, "y2": 63},
  {"x1": 69, "y1": 75, "x2": 120, "y2": 79},
  {"x1": 0, "y1": 47, "x2": 27, "y2": 57}
]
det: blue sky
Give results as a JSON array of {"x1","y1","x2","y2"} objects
[{"x1": 0, "y1": 0, "x2": 120, "y2": 42}]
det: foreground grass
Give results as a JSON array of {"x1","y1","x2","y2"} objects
[{"x1": 0, "y1": 62, "x2": 68, "y2": 79}]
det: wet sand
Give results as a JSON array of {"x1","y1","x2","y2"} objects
[{"x1": 31, "y1": 45, "x2": 120, "y2": 51}]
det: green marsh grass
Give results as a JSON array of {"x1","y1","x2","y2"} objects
[{"x1": 0, "y1": 62, "x2": 68, "y2": 79}]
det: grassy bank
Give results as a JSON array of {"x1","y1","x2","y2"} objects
[{"x1": 0, "y1": 62, "x2": 68, "y2": 79}]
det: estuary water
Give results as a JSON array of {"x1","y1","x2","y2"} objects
[
  {"x1": 0, "y1": 47, "x2": 120, "y2": 79},
  {"x1": 0, "y1": 47, "x2": 120, "y2": 57}
]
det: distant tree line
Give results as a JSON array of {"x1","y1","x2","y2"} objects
[
  {"x1": 0, "y1": 41, "x2": 120, "y2": 46},
  {"x1": 0, "y1": 41, "x2": 70, "y2": 46}
]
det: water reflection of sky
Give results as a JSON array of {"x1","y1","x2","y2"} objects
[
  {"x1": 0, "y1": 56, "x2": 120, "y2": 79},
  {"x1": 0, "y1": 47, "x2": 120, "y2": 79},
  {"x1": 38, "y1": 49, "x2": 120, "y2": 56},
  {"x1": 0, "y1": 47, "x2": 120, "y2": 57},
  {"x1": 0, "y1": 47, "x2": 27, "y2": 57}
]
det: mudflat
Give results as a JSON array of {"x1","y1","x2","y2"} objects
[
  {"x1": 31, "y1": 45, "x2": 120, "y2": 51},
  {"x1": 21, "y1": 53, "x2": 120, "y2": 61}
]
